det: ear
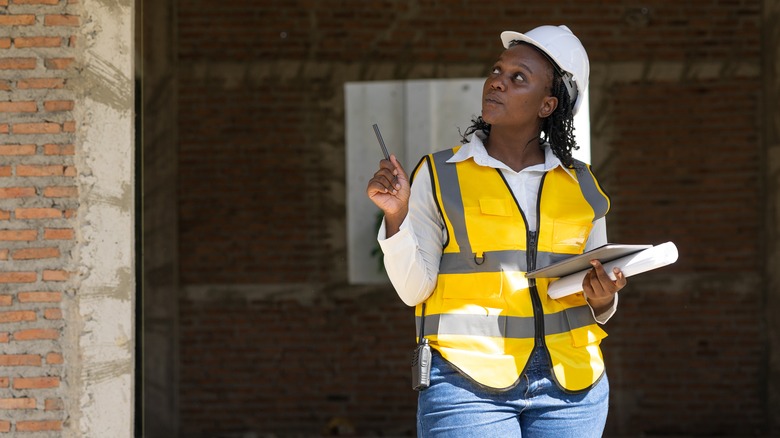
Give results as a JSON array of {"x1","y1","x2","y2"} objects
[{"x1": 539, "y1": 96, "x2": 558, "y2": 118}]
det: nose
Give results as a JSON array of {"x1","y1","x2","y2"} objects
[{"x1": 488, "y1": 75, "x2": 505, "y2": 91}]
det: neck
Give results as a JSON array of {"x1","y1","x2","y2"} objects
[{"x1": 485, "y1": 127, "x2": 545, "y2": 172}]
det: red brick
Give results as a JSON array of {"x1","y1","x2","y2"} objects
[
  {"x1": 0, "y1": 38, "x2": 10, "y2": 49},
  {"x1": 17, "y1": 78, "x2": 65, "y2": 89},
  {"x1": 13, "y1": 0, "x2": 60, "y2": 3},
  {"x1": 0, "y1": 15, "x2": 35, "y2": 26},
  {"x1": 0, "y1": 80, "x2": 10, "y2": 90},
  {"x1": 13, "y1": 329, "x2": 60, "y2": 341},
  {"x1": 44, "y1": 228, "x2": 74, "y2": 240},
  {"x1": 0, "y1": 398, "x2": 35, "y2": 409},
  {"x1": 0, "y1": 58, "x2": 36, "y2": 70},
  {"x1": 44, "y1": 14, "x2": 79, "y2": 26},
  {"x1": 13, "y1": 376, "x2": 60, "y2": 389},
  {"x1": 17, "y1": 165, "x2": 73, "y2": 176},
  {"x1": 0, "y1": 296, "x2": 11, "y2": 306},
  {"x1": 44, "y1": 58, "x2": 74, "y2": 70},
  {"x1": 14, "y1": 36, "x2": 62, "y2": 48},
  {"x1": 0, "y1": 354, "x2": 41, "y2": 366},
  {"x1": 63, "y1": 120, "x2": 76, "y2": 132},
  {"x1": 0, "y1": 125, "x2": 7, "y2": 134},
  {"x1": 16, "y1": 421, "x2": 61, "y2": 432},
  {"x1": 0, "y1": 101, "x2": 37, "y2": 113},
  {"x1": 12, "y1": 247, "x2": 60, "y2": 260},
  {"x1": 0, "y1": 229, "x2": 37, "y2": 241},
  {"x1": 0, "y1": 187, "x2": 36, "y2": 198},
  {"x1": 43, "y1": 186, "x2": 77, "y2": 198},
  {"x1": 15, "y1": 208, "x2": 62, "y2": 219},
  {"x1": 0, "y1": 377, "x2": 8, "y2": 387},
  {"x1": 0, "y1": 144, "x2": 37, "y2": 155},
  {"x1": 44, "y1": 100, "x2": 73, "y2": 111},
  {"x1": 43, "y1": 270, "x2": 68, "y2": 281},
  {"x1": 44, "y1": 144, "x2": 75, "y2": 155},
  {"x1": 44, "y1": 398, "x2": 63, "y2": 410},
  {"x1": 43, "y1": 308, "x2": 62, "y2": 320},
  {"x1": 0, "y1": 333, "x2": 8, "y2": 343},
  {"x1": 0, "y1": 272, "x2": 36, "y2": 283},
  {"x1": 0, "y1": 211, "x2": 8, "y2": 220},
  {"x1": 0, "y1": 310, "x2": 36, "y2": 323},
  {"x1": 45, "y1": 352, "x2": 62, "y2": 364},
  {"x1": 12, "y1": 123, "x2": 61, "y2": 134},
  {"x1": 0, "y1": 249, "x2": 7, "y2": 260},
  {"x1": 18, "y1": 291, "x2": 61, "y2": 303},
  {"x1": 0, "y1": 421, "x2": 9, "y2": 433}
]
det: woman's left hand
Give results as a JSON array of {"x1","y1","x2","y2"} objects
[{"x1": 582, "y1": 260, "x2": 627, "y2": 315}]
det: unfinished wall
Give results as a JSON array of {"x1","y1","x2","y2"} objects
[
  {"x1": 0, "y1": 0, "x2": 135, "y2": 436},
  {"x1": 174, "y1": 1, "x2": 774, "y2": 436},
  {"x1": 0, "y1": 0, "x2": 80, "y2": 434}
]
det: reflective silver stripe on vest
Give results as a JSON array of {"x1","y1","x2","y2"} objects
[
  {"x1": 438, "y1": 248, "x2": 575, "y2": 274},
  {"x1": 431, "y1": 149, "x2": 470, "y2": 253},
  {"x1": 416, "y1": 305, "x2": 596, "y2": 338},
  {"x1": 439, "y1": 250, "x2": 528, "y2": 273},
  {"x1": 572, "y1": 161, "x2": 609, "y2": 219}
]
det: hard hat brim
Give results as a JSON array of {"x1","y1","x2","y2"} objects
[{"x1": 500, "y1": 31, "x2": 566, "y2": 75}]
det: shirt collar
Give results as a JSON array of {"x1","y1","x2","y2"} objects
[{"x1": 448, "y1": 131, "x2": 575, "y2": 178}]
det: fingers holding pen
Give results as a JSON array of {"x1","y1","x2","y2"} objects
[
  {"x1": 369, "y1": 155, "x2": 407, "y2": 192},
  {"x1": 379, "y1": 157, "x2": 401, "y2": 192},
  {"x1": 366, "y1": 155, "x2": 411, "y2": 216}
]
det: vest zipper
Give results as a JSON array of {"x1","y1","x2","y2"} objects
[
  {"x1": 496, "y1": 169, "x2": 549, "y2": 352},
  {"x1": 528, "y1": 174, "x2": 547, "y2": 349},
  {"x1": 528, "y1": 231, "x2": 545, "y2": 347}
]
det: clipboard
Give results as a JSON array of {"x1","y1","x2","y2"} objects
[{"x1": 525, "y1": 244, "x2": 652, "y2": 279}]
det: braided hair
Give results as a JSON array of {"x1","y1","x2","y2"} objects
[{"x1": 461, "y1": 42, "x2": 579, "y2": 167}]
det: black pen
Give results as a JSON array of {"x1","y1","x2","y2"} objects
[{"x1": 372, "y1": 123, "x2": 391, "y2": 160}]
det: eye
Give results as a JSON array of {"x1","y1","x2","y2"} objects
[
  {"x1": 491, "y1": 66, "x2": 500, "y2": 75},
  {"x1": 512, "y1": 72, "x2": 525, "y2": 82}
]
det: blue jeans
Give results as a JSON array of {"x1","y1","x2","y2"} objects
[{"x1": 417, "y1": 347, "x2": 609, "y2": 437}]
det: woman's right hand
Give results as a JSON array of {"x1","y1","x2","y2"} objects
[{"x1": 366, "y1": 155, "x2": 411, "y2": 235}]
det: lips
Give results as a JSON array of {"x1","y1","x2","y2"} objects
[{"x1": 484, "y1": 94, "x2": 503, "y2": 105}]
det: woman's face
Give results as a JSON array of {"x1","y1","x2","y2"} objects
[{"x1": 481, "y1": 43, "x2": 558, "y2": 129}]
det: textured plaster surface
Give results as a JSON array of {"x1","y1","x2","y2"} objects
[{"x1": 73, "y1": 0, "x2": 135, "y2": 436}]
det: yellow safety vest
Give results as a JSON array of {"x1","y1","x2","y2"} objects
[{"x1": 413, "y1": 146, "x2": 611, "y2": 392}]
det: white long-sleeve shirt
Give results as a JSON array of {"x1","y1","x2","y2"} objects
[{"x1": 377, "y1": 133, "x2": 618, "y2": 324}]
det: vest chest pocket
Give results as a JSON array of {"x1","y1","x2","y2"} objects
[
  {"x1": 468, "y1": 198, "x2": 522, "y2": 251},
  {"x1": 479, "y1": 198, "x2": 512, "y2": 216}
]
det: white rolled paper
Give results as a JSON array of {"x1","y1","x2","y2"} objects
[{"x1": 547, "y1": 241, "x2": 679, "y2": 299}]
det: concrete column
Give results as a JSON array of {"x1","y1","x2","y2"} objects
[
  {"x1": 75, "y1": 0, "x2": 136, "y2": 435},
  {"x1": 140, "y1": 0, "x2": 180, "y2": 434}
]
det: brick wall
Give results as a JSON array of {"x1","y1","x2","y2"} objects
[
  {"x1": 603, "y1": 79, "x2": 764, "y2": 435},
  {"x1": 176, "y1": 0, "x2": 768, "y2": 436},
  {"x1": 0, "y1": 0, "x2": 78, "y2": 434},
  {"x1": 180, "y1": 294, "x2": 416, "y2": 436}
]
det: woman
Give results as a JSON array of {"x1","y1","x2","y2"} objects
[{"x1": 367, "y1": 25, "x2": 626, "y2": 437}]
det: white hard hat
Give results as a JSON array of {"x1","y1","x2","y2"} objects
[{"x1": 500, "y1": 25, "x2": 590, "y2": 115}]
